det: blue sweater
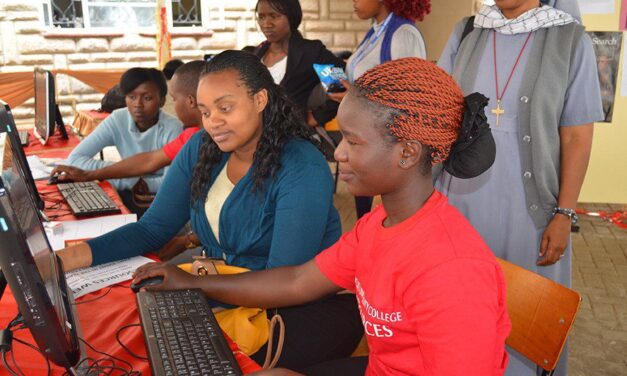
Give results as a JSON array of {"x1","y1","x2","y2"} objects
[
  {"x1": 88, "y1": 132, "x2": 342, "y2": 270},
  {"x1": 67, "y1": 108, "x2": 182, "y2": 192}
]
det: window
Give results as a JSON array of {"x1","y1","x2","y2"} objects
[
  {"x1": 42, "y1": 0, "x2": 208, "y2": 30},
  {"x1": 171, "y1": 0, "x2": 202, "y2": 27}
]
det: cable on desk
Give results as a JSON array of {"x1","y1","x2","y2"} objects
[
  {"x1": 12, "y1": 337, "x2": 50, "y2": 376},
  {"x1": 44, "y1": 201, "x2": 65, "y2": 210},
  {"x1": 73, "y1": 287, "x2": 113, "y2": 305},
  {"x1": 63, "y1": 357, "x2": 94, "y2": 376},
  {"x1": 1, "y1": 351, "x2": 19, "y2": 376},
  {"x1": 8, "y1": 349, "x2": 25, "y2": 376},
  {"x1": 47, "y1": 212, "x2": 74, "y2": 220},
  {"x1": 115, "y1": 324, "x2": 148, "y2": 361},
  {"x1": 78, "y1": 337, "x2": 141, "y2": 376},
  {"x1": 1, "y1": 315, "x2": 19, "y2": 376},
  {"x1": 88, "y1": 357, "x2": 132, "y2": 376}
]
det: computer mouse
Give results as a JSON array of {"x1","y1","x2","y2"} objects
[
  {"x1": 47, "y1": 174, "x2": 59, "y2": 185},
  {"x1": 130, "y1": 276, "x2": 164, "y2": 293},
  {"x1": 47, "y1": 173, "x2": 72, "y2": 185}
]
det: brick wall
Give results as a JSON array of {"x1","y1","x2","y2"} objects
[{"x1": 0, "y1": 0, "x2": 370, "y2": 127}]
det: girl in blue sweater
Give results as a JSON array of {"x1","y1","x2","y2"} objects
[{"x1": 58, "y1": 50, "x2": 362, "y2": 369}]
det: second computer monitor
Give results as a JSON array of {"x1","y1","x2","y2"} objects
[
  {"x1": 33, "y1": 68, "x2": 67, "y2": 145},
  {"x1": 34, "y1": 68, "x2": 55, "y2": 144}
]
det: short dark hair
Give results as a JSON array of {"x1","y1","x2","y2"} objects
[
  {"x1": 256, "y1": 0, "x2": 302, "y2": 32},
  {"x1": 162, "y1": 59, "x2": 184, "y2": 80},
  {"x1": 172, "y1": 60, "x2": 207, "y2": 98},
  {"x1": 119, "y1": 67, "x2": 168, "y2": 99}
]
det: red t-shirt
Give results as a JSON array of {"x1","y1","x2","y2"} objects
[
  {"x1": 315, "y1": 191, "x2": 511, "y2": 376},
  {"x1": 162, "y1": 126, "x2": 200, "y2": 160}
]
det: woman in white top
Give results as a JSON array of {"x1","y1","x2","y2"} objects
[
  {"x1": 254, "y1": 0, "x2": 346, "y2": 127},
  {"x1": 329, "y1": 0, "x2": 431, "y2": 219}
]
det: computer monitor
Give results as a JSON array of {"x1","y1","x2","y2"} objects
[
  {"x1": 0, "y1": 179, "x2": 81, "y2": 369},
  {"x1": 0, "y1": 103, "x2": 45, "y2": 213},
  {"x1": 33, "y1": 68, "x2": 68, "y2": 145}
]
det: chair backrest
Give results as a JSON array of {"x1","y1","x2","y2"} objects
[{"x1": 497, "y1": 258, "x2": 581, "y2": 371}]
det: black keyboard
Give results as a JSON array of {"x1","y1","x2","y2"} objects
[
  {"x1": 56, "y1": 181, "x2": 121, "y2": 217},
  {"x1": 136, "y1": 290, "x2": 243, "y2": 376},
  {"x1": 18, "y1": 130, "x2": 29, "y2": 146}
]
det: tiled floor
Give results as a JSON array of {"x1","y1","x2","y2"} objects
[
  {"x1": 569, "y1": 203, "x2": 627, "y2": 375},
  {"x1": 332, "y1": 178, "x2": 627, "y2": 375}
]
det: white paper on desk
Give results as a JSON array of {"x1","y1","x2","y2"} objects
[
  {"x1": 44, "y1": 226, "x2": 65, "y2": 251},
  {"x1": 26, "y1": 155, "x2": 53, "y2": 180},
  {"x1": 39, "y1": 157, "x2": 67, "y2": 167},
  {"x1": 62, "y1": 214, "x2": 137, "y2": 241},
  {"x1": 577, "y1": 0, "x2": 615, "y2": 14},
  {"x1": 64, "y1": 256, "x2": 154, "y2": 299}
]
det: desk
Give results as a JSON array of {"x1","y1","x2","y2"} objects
[
  {"x1": 73, "y1": 110, "x2": 110, "y2": 138},
  {"x1": 0, "y1": 282, "x2": 261, "y2": 375},
  {"x1": 24, "y1": 129, "x2": 81, "y2": 157},
  {"x1": 0, "y1": 144, "x2": 261, "y2": 375},
  {"x1": 36, "y1": 179, "x2": 130, "y2": 222}
]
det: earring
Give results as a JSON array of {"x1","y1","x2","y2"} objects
[{"x1": 400, "y1": 160, "x2": 406, "y2": 166}]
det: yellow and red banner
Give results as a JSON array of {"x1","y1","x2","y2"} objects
[{"x1": 156, "y1": 0, "x2": 172, "y2": 70}]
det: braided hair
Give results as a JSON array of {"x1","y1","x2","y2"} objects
[
  {"x1": 384, "y1": 0, "x2": 431, "y2": 22},
  {"x1": 190, "y1": 50, "x2": 314, "y2": 204},
  {"x1": 354, "y1": 57, "x2": 464, "y2": 164},
  {"x1": 353, "y1": 57, "x2": 495, "y2": 178}
]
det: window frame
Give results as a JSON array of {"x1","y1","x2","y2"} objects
[{"x1": 41, "y1": 0, "x2": 210, "y2": 31}]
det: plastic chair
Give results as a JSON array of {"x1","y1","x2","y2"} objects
[{"x1": 497, "y1": 258, "x2": 581, "y2": 375}]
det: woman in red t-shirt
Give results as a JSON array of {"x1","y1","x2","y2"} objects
[{"x1": 132, "y1": 57, "x2": 511, "y2": 376}]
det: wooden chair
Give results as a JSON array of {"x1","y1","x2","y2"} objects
[
  {"x1": 497, "y1": 258, "x2": 581, "y2": 375},
  {"x1": 351, "y1": 258, "x2": 582, "y2": 376}
]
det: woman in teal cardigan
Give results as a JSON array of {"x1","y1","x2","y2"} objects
[{"x1": 58, "y1": 50, "x2": 363, "y2": 369}]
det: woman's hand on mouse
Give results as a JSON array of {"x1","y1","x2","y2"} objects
[{"x1": 132, "y1": 262, "x2": 197, "y2": 291}]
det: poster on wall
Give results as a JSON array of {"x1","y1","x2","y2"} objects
[
  {"x1": 588, "y1": 32, "x2": 623, "y2": 122},
  {"x1": 577, "y1": 0, "x2": 615, "y2": 14}
]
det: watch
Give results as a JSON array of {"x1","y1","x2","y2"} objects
[{"x1": 553, "y1": 207, "x2": 579, "y2": 225}]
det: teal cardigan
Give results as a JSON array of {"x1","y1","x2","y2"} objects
[{"x1": 88, "y1": 132, "x2": 342, "y2": 270}]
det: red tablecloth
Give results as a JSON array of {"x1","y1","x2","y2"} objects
[
  {"x1": 73, "y1": 110, "x2": 110, "y2": 137},
  {"x1": 0, "y1": 143, "x2": 261, "y2": 375},
  {"x1": 36, "y1": 179, "x2": 130, "y2": 222},
  {"x1": 0, "y1": 282, "x2": 261, "y2": 375},
  {"x1": 23, "y1": 128, "x2": 81, "y2": 156}
]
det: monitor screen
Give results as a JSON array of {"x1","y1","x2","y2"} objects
[
  {"x1": 0, "y1": 103, "x2": 45, "y2": 213},
  {"x1": 34, "y1": 68, "x2": 55, "y2": 145},
  {"x1": 0, "y1": 180, "x2": 80, "y2": 368}
]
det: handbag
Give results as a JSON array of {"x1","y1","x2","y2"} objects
[{"x1": 177, "y1": 261, "x2": 284, "y2": 369}]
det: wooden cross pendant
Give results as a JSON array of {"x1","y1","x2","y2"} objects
[{"x1": 491, "y1": 99, "x2": 504, "y2": 127}]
